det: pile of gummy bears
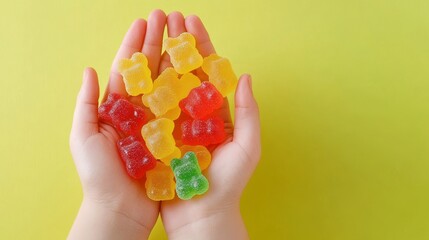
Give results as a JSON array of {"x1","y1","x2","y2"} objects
[{"x1": 98, "y1": 32, "x2": 237, "y2": 200}]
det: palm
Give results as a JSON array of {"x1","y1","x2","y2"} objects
[
  {"x1": 161, "y1": 141, "x2": 251, "y2": 229},
  {"x1": 73, "y1": 123, "x2": 159, "y2": 225}
]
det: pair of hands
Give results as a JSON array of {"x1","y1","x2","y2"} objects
[{"x1": 68, "y1": 10, "x2": 261, "y2": 240}]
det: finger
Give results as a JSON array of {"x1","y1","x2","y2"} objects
[
  {"x1": 159, "y1": 11, "x2": 186, "y2": 73},
  {"x1": 104, "y1": 19, "x2": 147, "y2": 101},
  {"x1": 233, "y1": 75, "x2": 261, "y2": 163},
  {"x1": 71, "y1": 68, "x2": 100, "y2": 144},
  {"x1": 184, "y1": 15, "x2": 216, "y2": 57},
  {"x1": 142, "y1": 9, "x2": 167, "y2": 79}
]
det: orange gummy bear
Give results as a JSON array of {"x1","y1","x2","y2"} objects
[
  {"x1": 179, "y1": 145, "x2": 212, "y2": 171},
  {"x1": 145, "y1": 162, "x2": 176, "y2": 201}
]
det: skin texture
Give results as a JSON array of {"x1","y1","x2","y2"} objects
[{"x1": 68, "y1": 9, "x2": 260, "y2": 240}]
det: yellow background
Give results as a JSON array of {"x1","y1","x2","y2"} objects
[{"x1": 1, "y1": 0, "x2": 428, "y2": 239}]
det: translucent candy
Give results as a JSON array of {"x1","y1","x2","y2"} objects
[
  {"x1": 98, "y1": 93, "x2": 146, "y2": 136},
  {"x1": 160, "y1": 106, "x2": 181, "y2": 121},
  {"x1": 164, "y1": 32, "x2": 203, "y2": 74},
  {"x1": 179, "y1": 81, "x2": 223, "y2": 119},
  {"x1": 181, "y1": 117, "x2": 226, "y2": 146},
  {"x1": 160, "y1": 147, "x2": 181, "y2": 166},
  {"x1": 117, "y1": 135, "x2": 156, "y2": 179},
  {"x1": 171, "y1": 152, "x2": 209, "y2": 200},
  {"x1": 142, "y1": 68, "x2": 200, "y2": 118},
  {"x1": 118, "y1": 52, "x2": 153, "y2": 96},
  {"x1": 141, "y1": 118, "x2": 177, "y2": 159},
  {"x1": 145, "y1": 162, "x2": 176, "y2": 201},
  {"x1": 202, "y1": 54, "x2": 238, "y2": 97},
  {"x1": 179, "y1": 145, "x2": 211, "y2": 171}
]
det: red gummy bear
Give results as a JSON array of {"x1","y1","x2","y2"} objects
[
  {"x1": 181, "y1": 116, "x2": 226, "y2": 146},
  {"x1": 99, "y1": 93, "x2": 146, "y2": 136},
  {"x1": 179, "y1": 81, "x2": 223, "y2": 119},
  {"x1": 117, "y1": 135, "x2": 156, "y2": 179}
]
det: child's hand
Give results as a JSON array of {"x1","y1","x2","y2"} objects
[
  {"x1": 68, "y1": 10, "x2": 168, "y2": 240},
  {"x1": 159, "y1": 13, "x2": 261, "y2": 240}
]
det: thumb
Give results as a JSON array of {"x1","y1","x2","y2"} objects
[
  {"x1": 70, "y1": 67, "x2": 100, "y2": 146},
  {"x1": 233, "y1": 74, "x2": 261, "y2": 163}
]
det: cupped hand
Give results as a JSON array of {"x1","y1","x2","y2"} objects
[
  {"x1": 69, "y1": 10, "x2": 168, "y2": 239},
  {"x1": 159, "y1": 13, "x2": 261, "y2": 239}
]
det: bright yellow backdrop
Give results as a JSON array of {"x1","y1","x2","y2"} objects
[{"x1": 1, "y1": 0, "x2": 428, "y2": 239}]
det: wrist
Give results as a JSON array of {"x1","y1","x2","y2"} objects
[
  {"x1": 167, "y1": 206, "x2": 249, "y2": 240},
  {"x1": 68, "y1": 199, "x2": 151, "y2": 240}
]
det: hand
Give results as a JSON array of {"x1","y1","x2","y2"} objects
[
  {"x1": 68, "y1": 10, "x2": 168, "y2": 240},
  {"x1": 159, "y1": 13, "x2": 261, "y2": 240}
]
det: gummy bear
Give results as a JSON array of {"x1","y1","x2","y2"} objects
[
  {"x1": 181, "y1": 116, "x2": 226, "y2": 146},
  {"x1": 202, "y1": 54, "x2": 238, "y2": 97},
  {"x1": 179, "y1": 81, "x2": 223, "y2": 119},
  {"x1": 178, "y1": 72, "x2": 202, "y2": 98},
  {"x1": 161, "y1": 106, "x2": 181, "y2": 121},
  {"x1": 117, "y1": 135, "x2": 156, "y2": 179},
  {"x1": 179, "y1": 145, "x2": 211, "y2": 171},
  {"x1": 118, "y1": 52, "x2": 153, "y2": 96},
  {"x1": 160, "y1": 147, "x2": 181, "y2": 165},
  {"x1": 145, "y1": 162, "x2": 176, "y2": 201},
  {"x1": 141, "y1": 118, "x2": 177, "y2": 159},
  {"x1": 163, "y1": 32, "x2": 203, "y2": 74},
  {"x1": 98, "y1": 93, "x2": 146, "y2": 136},
  {"x1": 171, "y1": 151, "x2": 209, "y2": 200},
  {"x1": 142, "y1": 68, "x2": 200, "y2": 118}
]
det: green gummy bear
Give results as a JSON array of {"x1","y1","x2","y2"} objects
[{"x1": 170, "y1": 151, "x2": 209, "y2": 200}]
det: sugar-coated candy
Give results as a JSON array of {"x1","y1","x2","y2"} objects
[
  {"x1": 179, "y1": 145, "x2": 211, "y2": 171},
  {"x1": 164, "y1": 32, "x2": 203, "y2": 74},
  {"x1": 160, "y1": 147, "x2": 181, "y2": 165},
  {"x1": 98, "y1": 93, "x2": 146, "y2": 136},
  {"x1": 172, "y1": 112, "x2": 191, "y2": 144},
  {"x1": 171, "y1": 152, "x2": 209, "y2": 200},
  {"x1": 142, "y1": 68, "x2": 178, "y2": 116},
  {"x1": 161, "y1": 106, "x2": 181, "y2": 121},
  {"x1": 202, "y1": 54, "x2": 238, "y2": 97},
  {"x1": 142, "y1": 68, "x2": 200, "y2": 118},
  {"x1": 179, "y1": 81, "x2": 223, "y2": 119},
  {"x1": 181, "y1": 117, "x2": 226, "y2": 146},
  {"x1": 117, "y1": 136, "x2": 156, "y2": 179},
  {"x1": 178, "y1": 72, "x2": 202, "y2": 98},
  {"x1": 142, "y1": 118, "x2": 177, "y2": 159},
  {"x1": 118, "y1": 52, "x2": 153, "y2": 96},
  {"x1": 145, "y1": 162, "x2": 176, "y2": 201}
]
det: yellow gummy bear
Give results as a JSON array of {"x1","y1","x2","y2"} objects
[
  {"x1": 141, "y1": 118, "x2": 177, "y2": 159},
  {"x1": 160, "y1": 106, "x2": 181, "y2": 121},
  {"x1": 164, "y1": 32, "x2": 203, "y2": 74},
  {"x1": 118, "y1": 52, "x2": 153, "y2": 96},
  {"x1": 178, "y1": 72, "x2": 201, "y2": 99},
  {"x1": 142, "y1": 68, "x2": 200, "y2": 118},
  {"x1": 202, "y1": 54, "x2": 238, "y2": 97},
  {"x1": 179, "y1": 145, "x2": 212, "y2": 171},
  {"x1": 145, "y1": 162, "x2": 176, "y2": 201},
  {"x1": 160, "y1": 147, "x2": 181, "y2": 165}
]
